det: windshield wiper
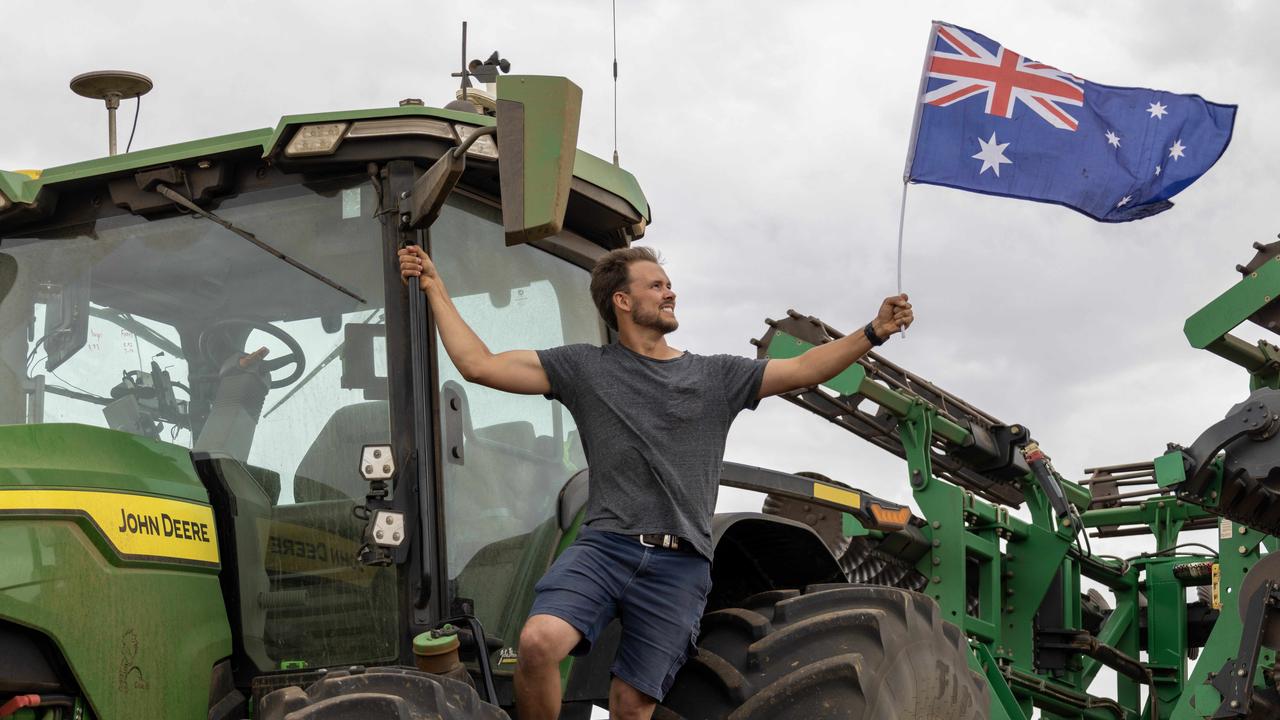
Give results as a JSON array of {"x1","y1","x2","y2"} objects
[{"x1": 153, "y1": 183, "x2": 366, "y2": 304}]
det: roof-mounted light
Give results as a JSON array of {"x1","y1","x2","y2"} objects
[
  {"x1": 284, "y1": 122, "x2": 349, "y2": 157},
  {"x1": 347, "y1": 117, "x2": 456, "y2": 141},
  {"x1": 282, "y1": 117, "x2": 498, "y2": 161},
  {"x1": 453, "y1": 124, "x2": 498, "y2": 160}
]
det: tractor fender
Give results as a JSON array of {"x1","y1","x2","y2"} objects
[{"x1": 707, "y1": 512, "x2": 846, "y2": 611}]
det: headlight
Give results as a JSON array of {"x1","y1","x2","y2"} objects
[
  {"x1": 283, "y1": 117, "x2": 498, "y2": 161},
  {"x1": 347, "y1": 117, "x2": 455, "y2": 141},
  {"x1": 284, "y1": 122, "x2": 349, "y2": 157}
]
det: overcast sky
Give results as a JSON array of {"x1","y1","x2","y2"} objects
[{"x1": 6, "y1": 1, "x2": 1277, "y2": 556}]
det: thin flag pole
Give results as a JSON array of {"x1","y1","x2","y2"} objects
[
  {"x1": 894, "y1": 181, "x2": 908, "y2": 338},
  {"x1": 902, "y1": 21, "x2": 941, "y2": 183},
  {"x1": 895, "y1": 21, "x2": 940, "y2": 338},
  {"x1": 896, "y1": 181, "x2": 908, "y2": 298}
]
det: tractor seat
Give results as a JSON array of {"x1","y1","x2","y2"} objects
[
  {"x1": 292, "y1": 401, "x2": 390, "y2": 502},
  {"x1": 557, "y1": 469, "x2": 589, "y2": 532}
]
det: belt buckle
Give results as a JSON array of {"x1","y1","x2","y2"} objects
[{"x1": 639, "y1": 533, "x2": 680, "y2": 550}]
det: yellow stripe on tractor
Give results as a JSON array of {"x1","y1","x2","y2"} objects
[{"x1": 0, "y1": 489, "x2": 219, "y2": 566}]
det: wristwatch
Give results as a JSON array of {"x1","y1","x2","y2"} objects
[{"x1": 863, "y1": 322, "x2": 886, "y2": 347}]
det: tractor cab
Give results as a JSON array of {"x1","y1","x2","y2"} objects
[{"x1": 0, "y1": 73, "x2": 648, "y2": 717}]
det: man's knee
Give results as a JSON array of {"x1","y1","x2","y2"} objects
[
  {"x1": 518, "y1": 614, "x2": 581, "y2": 667},
  {"x1": 610, "y1": 677, "x2": 657, "y2": 720}
]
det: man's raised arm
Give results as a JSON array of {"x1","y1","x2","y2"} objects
[
  {"x1": 399, "y1": 245, "x2": 551, "y2": 395},
  {"x1": 758, "y1": 294, "x2": 913, "y2": 399}
]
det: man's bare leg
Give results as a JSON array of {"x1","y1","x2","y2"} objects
[
  {"x1": 515, "y1": 614, "x2": 583, "y2": 720},
  {"x1": 608, "y1": 676, "x2": 657, "y2": 720}
]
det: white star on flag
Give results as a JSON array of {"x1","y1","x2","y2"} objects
[
  {"x1": 972, "y1": 132, "x2": 1012, "y2": 177},
  {"x1": 1105, "y1": 130, "x2": 1121, "y2": 148},
  {"x1": 1169, "y1": 139, "x2": 1186, "y2": 160},
  {"x1": 1147, "y1": 101, "x2": 1168, "y2": 119},
  {"x1": 1117, "y1": 195, "x2": 1132, "y2": 208},
  {"x1": 1155, "y1": 165, "x2": 1162, "y2": 176}
]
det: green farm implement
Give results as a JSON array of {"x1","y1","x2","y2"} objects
[{"x1": 750, "y1": 242, "x2": 1280, "y2": 718}]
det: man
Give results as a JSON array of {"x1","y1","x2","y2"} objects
[{"x1": 399, "y1": 245, "x2": 913, "y2": 720}]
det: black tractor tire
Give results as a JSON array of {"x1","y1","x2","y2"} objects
[
  {"x1": 658, "y1": 585, "x2": 988, "y2": 720},
  {"x1": 257, "y1": 666, "x2": 509, "y2": 720}
]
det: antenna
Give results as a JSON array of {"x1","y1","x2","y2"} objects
[
  {"x1": 70, "y1": 70, "x2": 152, "y2": 156},
  {"x1": 451, "y1": 22, "x2": 472, "y2": 103},
  {"x1": 446, "y1": 23, "x2": 511, "y2": 114},
  {"x1": 612, "y1": 0, "x2": 619, "y2": 166}
]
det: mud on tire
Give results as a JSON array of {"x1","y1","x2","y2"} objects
[
  {"x1": 658, "y1": 585, "x2": 988, "y2": 720},
  {"x1": 258, "y1": 666, "x2": 509, "y2": 720}
]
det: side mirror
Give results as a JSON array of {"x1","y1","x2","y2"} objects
[
  {"x1": 402, "y1": 75, "x2": 583, "y2": 241},
  {"x1": 496, "y1": 76, "x2": 582, "y2": 245}
]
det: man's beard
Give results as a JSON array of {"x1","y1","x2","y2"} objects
[{"x1": 632, "y1": 305, "x2": 678, "y2": 334}]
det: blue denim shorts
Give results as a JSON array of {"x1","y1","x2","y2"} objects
[{"x1": 529, "y1": 527, "x2": 712, "y2": 700}]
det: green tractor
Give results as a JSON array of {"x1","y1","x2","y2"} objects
[{"x1": 6, "y1": 61, "x2": 1280, "y2": 720}]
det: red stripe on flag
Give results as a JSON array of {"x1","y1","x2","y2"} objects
[
  {"x1": 988, "y1": 50, "x2": 1020, "y2": 117},
  {"x1": 936, "y1": 26, "x2": 981, "y2": 58},
  {"x1": 930, "y1": 56, "x2": 1083, "y2": 102},
  {"x1": 1033, "y1": 96, "x2": 1078, "y2": 130},
  {"x1": 928, "y1": 83, "x2": 988, "y2": 106}
]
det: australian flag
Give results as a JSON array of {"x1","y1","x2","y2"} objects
[{"x1": 907, "y1": 22, "x2": 1236, "y2": 222}]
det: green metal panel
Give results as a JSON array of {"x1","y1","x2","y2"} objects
[
  {"x1": 0, "y1": 520, "x2": 230, "y2": 719},
  {"x1": 1172, "y1": 522, "x2": 1266, "y2": 719},
  {"x1": 570, "y1": 149, "x2": 650, "y2": 221},
  {"x1": 1145, "y1": 560, "x2": 1190, "y2": 717},
  {"x1": 496, "y1": 75, "x2": 583, "y2": 245},
  {"x1": 841, "y1": 512, "x2": 869, "y2": 538},
  {"x1": 0, "y1": 425, "x2": 229, "y2": 718},
  {"x1": 1000, "y1": 491, "x2": 1072, "y2": 675},
  {"x1": 35, "y1": 129, "x2": 272, "y2": 190},
  {"x1": 1184, "y1": 255, "x2": 1280, "y2": 349},
  {"x1": 0, "y1": 424, "x2": 209, "y2": 503},
  {"x1": 1154, "y1": 450, "x2": 1187, "y2": 488},
  {"x1": 0, "y1": 169, "x2": 36, "y2": 205}
]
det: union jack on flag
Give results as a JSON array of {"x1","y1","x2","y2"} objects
[
  {"x1": 906, "y1": 22, "x2": 1236, "y2": 222},
  {"x1": 925, "y1": 25, "x2": 1084, "y2": 131}
]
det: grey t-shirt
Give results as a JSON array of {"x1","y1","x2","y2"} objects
[{"x1": 537, "y1": 342, "x2": 768, "y2": 559}]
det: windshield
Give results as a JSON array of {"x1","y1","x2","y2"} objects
[
  {"x1": 0, "y1": 176, "x2": 398, "y2": 669},
  {"x1": 432, "y1": 194, "x2": 605, "y2": 662}
]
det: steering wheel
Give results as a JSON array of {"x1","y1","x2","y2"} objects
[{"x1": 196, "y1": 318, "x2": 306, "y2": 389}]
